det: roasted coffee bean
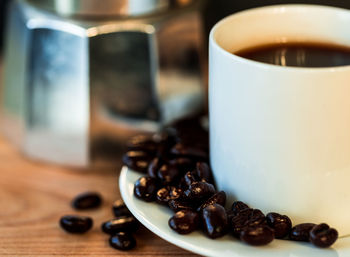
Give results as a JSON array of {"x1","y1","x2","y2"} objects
[
  {"x1": 169, "y1": 158, "x2": 196, "y2": 173},
  {"x1": 71, "y1": 192, "x2": 102, "y2": 210},
  {"x1": 231, "y1": 208, "x2": 265, "y2": 237},
  {"x1": 156, "y1": 186, "x2": 182, "y2": 204},
  {"x1": 157, "y1": 164, "x2": 180, "y2": 185},
  {"x1": 183, "y1": 181, "x2": 215, "y2": 201},
  {"x1": 266, "y1": 212, "x2": 292, "y2": 239},
  {"x1": 123, "y1": 151, "x2": 153, "y2": 173},
  {"x1": 240, "y1": 225, "x2": 275, "y2": 246},
  {"x1": 197, "y1": 191, "x2": 226, "y2": 212},
  {"x1": 126, "y1": 135, "x2": 158, "y2": 153},
  {"x1": 289, "y1": 223, "x2": 316, "y2": 241},
  {"x1": 184, "y1": 171, "x2": 198, "y2": 186},
  {"x1": 147, "y1": 157, "x2": 162, "y2": 178},
  {"x1": 154, "y1": 133, "x2": 176, "y2": 158},
  {"x1": 112, "y1": 200, "x2": 131, "y2": 217},
  {"x1": 226, "y1": 210, "x2": 236, "y2": 226},
  {"x1": 309, "y1": 223, "x2": 338, "y2": 248},
  {"x1": 170, "y1": 143, "x2": 208, "y2": 160},
  {"x1": 195, "y1": 162, "x2": 211, "y2": 182},
  {"x1": 231, "y1": 201, "x2": 249, "y2": 215},
  {"x1": 168, "y1": 199, "x2": 195, "y2": 212},
  {"x1": 60, "y1": 215, "x2": 93, "y2": 234},
  {"x1": 202, "y1": 204, "x2": 228, "y2": 239},
  {"x1": 109, "y1": 232, "x2": 136, "y2": 251},
  {"x1": 178, "y1": 177, "x2": 189, "y2": 190},
  {"x1": 169, "y1": 210, "x2": 199, "y2": 234},
  {"x1": 169, "y1": 187, "x2": 183, "y2": 199},
  {"x1": 102, "y1": 216, "x2": 139, "y2": 235},
  {"x1": 134, "y1": 176, "x2": 159, "y2": 202}
]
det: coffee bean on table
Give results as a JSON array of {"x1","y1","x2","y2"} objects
[
  {"x1": 231, "y1": 201, "x2": 249, "y2": 215},
  {"x1": 183, "y1": 181, "x2": 215, "y2": 201},
  {"x1": 112, "y1": 200, "x2": 132, "y2": 217},
  {"x1": 101, "y1": 216, "x2": 139, "y2": 235},
  {"x1": 123, "y1": 151, "x2": 153, "y2": 173},
  {"x1": 71, "y1": 192, "x2": 102, "y2": 210},
  {"x1": 169, "y1": 210, "x2": 199, "y2": 234},
  {"x1": 197, "y1": 191, "x2": 226, "y2": 212},
  {"x1": 109, "y1": 232, "x2": 136, "y2": 251},
  {"x1": 240, "y1": 225, "x2": 275, "y2": 246},
  {"x1": 289, "y1": 223, "x2": 316, "y2": 241},
  {"x1": 168, "y1": 199, "x2": 195, "y2": 212},
  {"x1": 266, "y1": 212, "x2": 292, "y2": 239},
  {"x1": 202, "y1": 204, "x2": 228, "y2": 239},
  {"x1": 134, "y1": 176, "x2": 159, "y2": 202},
  {"x1": 60, "y1": 215, "x2": 93, "y2": 234},
  {"x1": 309, "y1": 223, "x2": 338, "y2": 248}
]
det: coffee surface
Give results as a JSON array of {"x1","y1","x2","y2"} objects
[{"x1": 235, "y1": 42, "x2": 350, "y2": 67}]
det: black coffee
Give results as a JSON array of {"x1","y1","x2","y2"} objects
[{"x1": 235, "y1": 42, "x2": 350, "y2": 67}]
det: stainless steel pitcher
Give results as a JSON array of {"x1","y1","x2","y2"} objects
[{"x1": 1, "y1": 0, "x2": 206, "y2": 168}]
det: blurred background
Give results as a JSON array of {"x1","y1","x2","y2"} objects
[
  {"x1": 1, "y1": 0, "x2": 350, "y2": 55},
  {"x1": 1, "y1": 0, "x2": 350, "y2": 168}
]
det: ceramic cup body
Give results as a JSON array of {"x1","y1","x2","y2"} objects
[{"x1": 209, "y1": 5, "x2": 350, "y2": 236}]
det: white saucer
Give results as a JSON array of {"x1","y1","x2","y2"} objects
[{"x1": 119, "y1": 166, "x2": 350, "y2": 257}]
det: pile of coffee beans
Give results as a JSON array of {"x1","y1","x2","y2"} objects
[
  {"x1": 123, "y1": 116, "x2": 338, "y2": 248},
  {"x1": 59, "y1": 192, "x2": 138, "y2": 251}
]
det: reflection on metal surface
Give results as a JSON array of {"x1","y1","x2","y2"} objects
[
  {"x1": 25, "y1": 0, "x2": 194, "y2": 17},
  {"x1": 2, "y1": 0, "x2": 205, "y2": 167}
]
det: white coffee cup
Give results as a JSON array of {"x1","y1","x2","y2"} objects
[{"x1": 209, "y1": 4, "x2": 350, "y2": 236}]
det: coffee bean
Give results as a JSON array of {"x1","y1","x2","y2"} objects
[
  {"x1": 197, "y1": 191, "x2": 226, "y2": 212},
  {"x1": 246, "y1": 209, "x2": 266, "y2": 227},
  {"x1": 169, "y1": 210, "x2": 199, "y2": 234},
  {"x1": 202, "y1": 204, "x2": 228, "y2": 239},
  {"x1": 231, "y1": 201, "x2": 249, "y2": 215},
  {"x1": 309, "y1": 223, "x2": 338, "y2": 248},
  {"x1": 156, "y1": 186, "x2": 182, "y2": 205},
  {"x1": 147, "y1": 157, "x2": 162, "y2": 178},
  {"x1": 240, "y1": 225, "x2": 275, "y2": 246},
  {"x1": 71, "y1": 192, "x2": 102, "y2": 210},
  {"x1": 169, "y1": 158, "x2": 196, "y2": 173},
  {"x1": 112, "y1": 200, "x2": 131, "y2": 217},
  {"x1": 266, "y1": 212, "x2": 292, "y2": 239},
  {"x1": 184, "y1": 171, "x2": 198, "y2": 186},
  {"x1": 195, "y1": 162, "x2": 212, "y2": 182},
  {"x1": 157, "y1": 164, "x2": 180, "y2": 185},
  {"x1": 134, "y1": 176, "x2": 159, "y2": 202},
  {"x1": 60, "y1": 215, "x2": 93, "y2": 234},
  {"x1": 226, "y1": 210, "x2": 236, "y2": 226},
  {"x1": 123, "y1": 151, "x2": 153, "y2": 173},
  {"x1": 231, "y1": 208, "x2": 265, "y2": 237},
  {"x1": 109, "y1": 232, "x2": 136, "y2": 251},
  {"x1": 170, "y1": 143, "x2": 208, "y2": 160},
  {"x1": 168, "y1": 199, "x2": 195, "y2": 212},
  {"x1": 101, "y1": 216, "x2": 139, "y2": 235},
  {"x1": 289, "y1": 223, "x2": 316, "y2": 241},
  {"x1": 126, "y1": 135, "x2": 158, "y2": 153},
  {"x1": 183, "y1": 181, "x2": 215, "y2": 201}
]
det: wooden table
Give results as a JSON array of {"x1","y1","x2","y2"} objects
[{"x1": 0, "y1": 135, "x2": 198, "y2": 256}]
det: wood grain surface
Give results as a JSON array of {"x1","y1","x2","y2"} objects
[{"x1": 0, "y1": 135, "x2": 198, "y2": 256}]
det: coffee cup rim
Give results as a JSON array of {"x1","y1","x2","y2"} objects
[{"x1": 210, "y1": 4, "x2": 350, "y2": 72}]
